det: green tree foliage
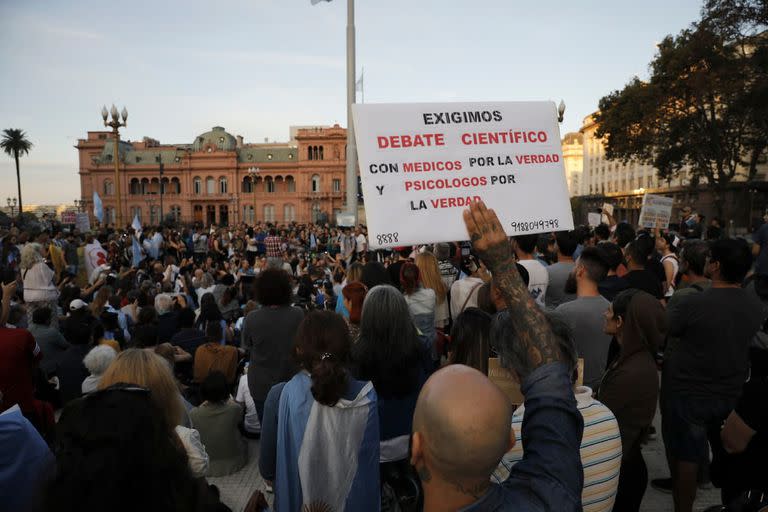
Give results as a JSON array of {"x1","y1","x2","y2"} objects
[
  {"x1": 595, "y1": 1, "x2": 767, "y2": 213},
  {"x1": 0, "y1": 129, "x2": 33, "y2": 216}
]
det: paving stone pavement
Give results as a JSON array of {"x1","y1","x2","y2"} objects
[{"x1": 211, "y1": 409, "x2": 722, "y2": 512}]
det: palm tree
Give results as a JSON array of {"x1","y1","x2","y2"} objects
[{"x1": 0, "y1": 129, "x2": 33, "y2": 216}]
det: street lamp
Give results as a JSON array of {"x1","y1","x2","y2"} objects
[
  {"x1": 247, "y1": 167, "x2": 260, "y2": 225},
  {"x1": 102, "y1": 104, "x2": 128, "y2": 228},
  {"x1": 229, "y1": 194, "x2": 238, "y2": 226},
  {"x1": 144, "y1": 195, "x2": 158, "y2": 225},
  {"x1": 6, "y1": 197, "x2": 17, "y2": 217},
  {"x1": 557, "y1": 100, "x2": 566, "y2": 123},
  {"x1": 74, "y1": 198, "x2": 86, "y2": 213}
]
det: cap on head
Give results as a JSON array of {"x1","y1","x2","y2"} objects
[{"x1": 69, "y1": 299, "x2": 88, "y2": 311}]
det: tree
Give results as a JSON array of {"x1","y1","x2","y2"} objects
[
  {"x1": 595, "y1": 6, "x2": 768, "y2": 219},
  {"x1": 0, "y1": 129, "x2": 33, "y2": 216}
]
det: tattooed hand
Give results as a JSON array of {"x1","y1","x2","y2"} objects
[
  {"x1": 461, "y1": 200, "x2": 511, "y2": 274},
  {"x1": 463, "y1": 200, "x2": 563, "y2": 377}
]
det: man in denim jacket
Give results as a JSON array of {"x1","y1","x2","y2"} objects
[{"x1": 410, "y1": 200, "x2": 584, "y2": 511}]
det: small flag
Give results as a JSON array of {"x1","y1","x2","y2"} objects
[
  {"x1": 355, "y1": 70, "x2": 364, "y2": 92},
  {"x1": 131, "y1": 235, "x2": 144, "y2": 268},
  {"x1": 131, "y1": 214, "x2": 142, "y2": 235},
  {"x1": 92, "y1": 191, "x2": 104, "y2": 223}
]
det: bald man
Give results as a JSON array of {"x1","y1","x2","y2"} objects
[
  {"x1": 411, "y1": 365, "x2": 515, "y2": 510},
  {"x1": 408, "y1": 200, "x2": 585, "y2": 511}
]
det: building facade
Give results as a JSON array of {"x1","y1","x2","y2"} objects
[
  {"x1": 561, "y1": 132, "x2": 583, "y2": 197},
  {"x1": 76, "y1": 125, "x2": 348, "y2": 226},
  {"x1": 574, "y1": 113, "x2": 767, "y2": 231}
]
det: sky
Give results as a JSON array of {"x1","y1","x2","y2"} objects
[{"x1": 0, "y1": 0, "x2": 704, "y2": 205}]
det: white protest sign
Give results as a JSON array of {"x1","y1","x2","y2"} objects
[
  {"x1": 601, "y1": 203, "x2": 614, "y2": 224},
  {"x1": 639, "y1": 194, "x2": 674, "y2": 229},
  {"x1": 61, "y1": 210, "x2": 77, "y2": 224},
  {"x1": 353, "y1": 101, "x2": 574, "y2": 248},
  {"x1": 588, "y1": 212, "x2": 601, "y2": 227},
  {"x1": 75, "y1": 212, "x2": 91, "y2": 233}
]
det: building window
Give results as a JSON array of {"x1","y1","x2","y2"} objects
[
  {"x1": 219, "y1": 177, "x2": 228, "y2": 194},
  {"x1": 171, "y1": 177, "x2": 181, "y2": 194},
  {"x1": 105, "y1": 207, "x2": 114, "y2": 224},
  {"x1": 332, "y1": 179, "x2": 341, "y2": 193},
  {"x1": 130, "y1": 178, "x2": 141, "y2": 195},
  {"x1": 263, "y1": 204, "x2": 275, "y2": 223},
  {"x1": 170, "y1": 205, "x2": 181, "y2": 221},
  {"x1": 130, "y1": 206, "x2": 142, "y2": 222},
  {"x1": 193, "y1": 177, "x2": 202, "y2": 195},
  {"x1": 319, "y1": 146, "x2": 323, "y2": 160},
  {"x1": 103, "y1": 180, "x2": 114, "y2": 196},
  {"x1": 242, "y1": 178, "x2": 253, "y2": 193},
  {"x1": 286, "y1": 177, "x2": 296, "y2": 192},
  {"x1": 141, "y1": 178, "x2": 149, "y2": 195},
  {"x1": 206, "y1": 177, "x2": 215, "y2": 195},
  {"x1": 266, "y1": 180, "x2": 275, "y2": 193},
  {"x1": 283, "y1": 204, "x2": 296, "y2": 222},
  {"x1": 206, "y1": 205, "x2": 216, "y2": 225},
  {"x1": 311, "y1": 174, "x2": 320, "y2": 193},
  {"x1": 308, "y1": 146, "x2": 313, "y2": 160}
]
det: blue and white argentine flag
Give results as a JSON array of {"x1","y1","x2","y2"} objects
[{"x1": 274, "y1": 371, "x2": 380, "y2": 511}]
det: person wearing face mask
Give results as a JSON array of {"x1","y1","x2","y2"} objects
[{"x1": 555, "y1": 247, "x2": 613, "y2": 392}]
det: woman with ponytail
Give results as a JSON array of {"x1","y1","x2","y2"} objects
[{"x1": 259, "y1": 311, "x2": 380, "y2": 511}]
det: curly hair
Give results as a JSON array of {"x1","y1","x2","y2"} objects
[{"x1": 20, "y1": 242, "x2": 43, "y2": 270}]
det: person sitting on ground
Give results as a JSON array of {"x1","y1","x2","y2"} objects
[
  {"x1": 447, "y1": 307, "x2": 492, "y2": 375},
  {"x1": 190, "y1": 371, "x2": 247, "y2": 477},
  {"x1": 196, "y1": 293, "x2": 229, "y2": 345},
  {"x1": 81, "y1": 345, "x2": 117, "y2": 395},
  {"x1": 235, "y1": 366, "x2": 261, "y2": 439},
  {"x1": 259, "y1": 311, "x2": 380, "y2": 511},
  {"x1": 409, "y1": 200, "x2": 583, "y2": 511},
  {"x1": 194, "y1": 322, "x2": 240, "y2": 386},
  {"x1": 497, "y1": 316, "x2": 622, "y2": 512},
  {"x1": 99, "y1": 349, "x2": 209, "y2": 478},
  {"x1": 599, "y1": 289, "x2": 665, "y2": 512},
  {"x1": 28, "y1": 306, "x2": 70, "y2": 378}
]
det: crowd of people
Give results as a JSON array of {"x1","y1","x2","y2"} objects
[{"x1": 1, "y1": 204, "x2": 767, "y2": 512}]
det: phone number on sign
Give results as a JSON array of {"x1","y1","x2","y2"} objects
[{"x1": 510, "y1": 219, "x2": 560, "y2": 232}]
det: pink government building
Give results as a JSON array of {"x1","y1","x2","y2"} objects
[{"x1": 76, "y1": 125, "x2": 348, "y2": 226}]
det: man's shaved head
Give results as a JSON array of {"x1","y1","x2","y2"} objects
[{"x1": 413, "y1": 364, "x2": 513, "y2": 483}]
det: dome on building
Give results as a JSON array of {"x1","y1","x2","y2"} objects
[
  {"x1": 193, "y1": 126, "x2": 237, "y2": 152},
  {"x1": 562, "y1": 132, "x2": 583, "y2": 145}
]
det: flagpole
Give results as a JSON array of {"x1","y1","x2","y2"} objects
[{"x1": 345, "y1": 0, "x2": 358, "y2": 225}]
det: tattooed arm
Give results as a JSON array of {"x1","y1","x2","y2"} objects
[{"x1": 463, "y1": 200, "x2": 564, "y2": 379}]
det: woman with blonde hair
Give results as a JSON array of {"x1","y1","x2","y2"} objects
[
  {"x1": 99, "y1": 349, "x2": 209, "y2": 477},
  {"x1": 21, "y1": 242, "x2": 59, "y2": 328},
  {"x1": 414, "y1": 251, "x2": 449, "y2": 329}
]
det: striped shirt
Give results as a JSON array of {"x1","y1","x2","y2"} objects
[{"x1": 494, "y1": 386, "x2": 622, "y2": 512}]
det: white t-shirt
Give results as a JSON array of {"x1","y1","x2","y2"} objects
[
  {"x1": 518, "y1": 259, "x2": 549, "y2": 308},
  {"x1": 450, "y1": 276, "x2": 485, "y2": 320},
  {"x1": 355, "y1": 234, "x2": 367, "y2": 253},
  {"x1": 235, "y1": 374, "x2": 261, "y2": 434}
]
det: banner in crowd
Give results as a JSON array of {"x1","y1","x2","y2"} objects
[
  {"x1": 60, "y1": 210, "x2": 77, "y2": 224},
  {"x1": 84, "y1": 239, "x2": 108, "y2": 284},
  {"x1": 75, "y1": 212, "x2": 90, "y2": 233},
  {"x1": 638, "y1": 193, "x2": 674, "y2": 229},
  {"x1": 587, "y1": 212, "x2": 601, "y2": 227},
  {"x1": 353, "y1": 101, "x2": 574, "y2": 248}
]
